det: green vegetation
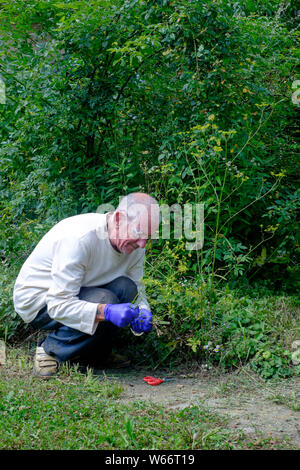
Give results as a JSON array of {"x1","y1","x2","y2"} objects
[
  {"x1": 125, "y1": 280, "x2": 299, "y2": 379},
  {"x1": 0, "y1": 349, "x2": 297, "y2": 450},
  {"x1": 0, "y1": 0, "x2": 299, "y2": 380},
  {"x1": 267, "y1": 391, "x2": 300, "y2": 411}
]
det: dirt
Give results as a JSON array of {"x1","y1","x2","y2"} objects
[{"x1": 92, "y1": 364, "x2": 300, "y2": 448}]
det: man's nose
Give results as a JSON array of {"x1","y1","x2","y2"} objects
[{"x1": 136, "y1": 239, "x2": 147, "y2": 249}]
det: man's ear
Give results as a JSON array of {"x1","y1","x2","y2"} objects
[
  {"x1": 114, "y1": 210, "x2": 127, "y2": 226},
  {"x1": 114, "y1": 210, "x2": 128, "y2": 238}
]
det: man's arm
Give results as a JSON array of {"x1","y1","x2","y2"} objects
[
  {"x1": 95, "y1": 303, "x2": 106, "y2": 322},
  {"x1": 46, "y1": 236, "x2": 101, "y2": 335},
  {"x1": 46, "y1": 236, "x2": 140, "y2": 332}
]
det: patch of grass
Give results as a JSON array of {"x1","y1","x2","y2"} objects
[
  {"x1": 267, "y1": 392, "x2": 300, "y2": 411},
  {"x1": 0, "y1": 347, "x2": 298, "y2": 450},
  {"x1": 242, "y1": 435, "x2": 296, "y2": 451}
]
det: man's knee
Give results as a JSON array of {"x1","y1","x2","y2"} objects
[
  {"x1": 113, "y1": 276, "x2": 138, "y2": 302},
  {"x1": 79, "y1": 287, "x2": 119, "y2": 305},
  {"x1": 115, "y1": 276, "x2": 137, "y2": 292}
]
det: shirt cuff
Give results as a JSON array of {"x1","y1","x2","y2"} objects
[{"x1": 80, "y1": 302, "x2": 99, "y2": 335}]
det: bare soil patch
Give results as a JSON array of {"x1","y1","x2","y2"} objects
[{"x1": 92, "y1": 365, "x2": 300, "y2": 448}]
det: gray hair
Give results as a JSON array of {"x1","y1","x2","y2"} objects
[{"x1": 116, "y1": 193, "x2": 160, "y2": 225}]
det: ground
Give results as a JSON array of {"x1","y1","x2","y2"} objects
[
  {"x1": 92, "y1": 364, "x2": 300, "y2": 448},
  {"x1": 1, "y1": 345, "x2": 299, "y2": 450}
]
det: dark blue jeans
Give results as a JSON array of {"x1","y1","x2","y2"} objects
[{"x1": 29, "y1": 276, "x2": 138, "y2": 364}]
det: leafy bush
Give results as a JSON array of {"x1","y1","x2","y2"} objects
[
  {"x1": 120, "y1": 239, "x2": 299, "y2": 378},
  {"x1": 0, "y1": 1, "x2": 299, "y2": 375},
  {"x1": 0, "y1": 0, "x2": 298, "y2": 282},
  {"x1": 127, "y1": 266, "x2": 299, "y2": 378}
]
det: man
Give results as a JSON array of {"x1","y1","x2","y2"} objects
[{"x1": 13, "y1": 192, "x2": 160, "y2": 378}]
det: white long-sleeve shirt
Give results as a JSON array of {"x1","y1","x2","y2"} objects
[{"x1": 13, "y1": 213, "x2": 150, "y2": 335}]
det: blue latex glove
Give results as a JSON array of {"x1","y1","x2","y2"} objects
[
  {"x1": 130, "y1": 308, "x2": 153, "y2": 334},
  {"x1": 104, "y1": 303, "x2": 139, "y2": 328}
]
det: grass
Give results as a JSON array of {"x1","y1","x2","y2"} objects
[
  {"x1": 0, "y1": 347, "x2": 298, "y2": 450},
  {"x1": 267, "y1": 392, "x2": 300, "y2": 411}
]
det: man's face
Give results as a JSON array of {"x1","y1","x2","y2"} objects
[
  {"x1": 108, "y1": 210, "x2": 158, "y2": 255},
  {"x1": 115, "y1": 225, "x2": 148, "y2": 255},
  {"x1": 113, "y1": 218, "x2": 150, "y2": 254}
]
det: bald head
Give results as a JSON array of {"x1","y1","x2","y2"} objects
[
  {"x1": 107, "y1": 193, "x2": 160, "y2": 254},
  {"x1": 117, "y1": 192, "x2": 160, "y2": 225}
]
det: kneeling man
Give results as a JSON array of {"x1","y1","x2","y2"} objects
[{"x1": 13, "y1": 192, "x2": 160, "y2": 378}]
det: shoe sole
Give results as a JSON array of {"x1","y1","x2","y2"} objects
[{"x1": 33, "y1": 369, "x2": 57, "y2": 379}]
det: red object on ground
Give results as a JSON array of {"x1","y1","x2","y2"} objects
[{"x1": 143, "y1": 376, "x2": 164, "y2": 386}]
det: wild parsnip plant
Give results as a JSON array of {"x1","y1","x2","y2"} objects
[{"x1": 128, "y1": 245, "x2": 300, "y2": 379}]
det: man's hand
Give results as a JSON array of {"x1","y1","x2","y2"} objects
[
  {"x1": 130, "y1": 308, "x2": 152, "y2": 333},
  {"x1": 104, "y1": 303, "x2": 139, "y2": 328}
]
